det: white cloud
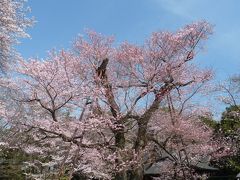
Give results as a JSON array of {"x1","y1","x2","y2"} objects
[{"x1": 152, "y1": 0, "x2": 203, "y2": 19}]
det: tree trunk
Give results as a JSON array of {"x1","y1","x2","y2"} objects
[
  {"x1": 114, "y1": 171, "x2": 127, "y2": 180},
  {"x1": 114, "y1": 168, "x2": 144, "y2": 180},
  {"x1": 128, "y1": 167, "x2": 144, "y2": 180}
]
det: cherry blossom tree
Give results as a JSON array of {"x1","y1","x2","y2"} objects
[
  {"x1": 0, "y1": 0, "x2": 33, "y2": 72},
  {"x1": 0, "y1": 21, "x2": 232, "y2": 179}
]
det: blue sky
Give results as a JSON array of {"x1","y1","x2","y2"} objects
[
  {"x1": 17, "y1": 0, "x2": 240, "y2": 116},
  {"x1": 18, "y1": 0, "x2": 240, "y2": 79}
]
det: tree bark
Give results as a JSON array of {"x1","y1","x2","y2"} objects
[
  {"x1": 127, "y1": 167, "x2": 144, "y2": 180},
  {"x1": 114, "y1": 168, "x2": 144, "y2": 180},
  {"x1": 114, "y1": 171, "x2": 127, "y2": 180}
]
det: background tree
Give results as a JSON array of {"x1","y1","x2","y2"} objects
[
  {"x1": 218, "y1": 76, "x2": 240, "y2": 141},
  {"x1": 207, "y1": 105, "x2": 240, "y2": 176},
  {"x1": 0, "y1": 0, "x2": 33, "y2": 173},
  {"x1": 0, "y1": 0, "x2": 33, "y2": 72},
  {"x1": 0, "y1": 144, "x2": 28, "y2": 180},
  {"x1": 209, "y1": 76, "x2": 240, "y2": 176},
  {"x1": 220, "y1": 105, "x2": 240, "y2": 136}
]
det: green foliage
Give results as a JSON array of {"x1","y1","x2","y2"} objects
[
  {"x1": 200, "y1": 106, "x2": 240, "y2": 177},
  {"x1": 0, "y1": 148, "x2": 28, "y2": 179},
  {"x1": 201, "y1": 116, "x2": 219, "y2": 131},
  {"x1": 220, "y1": 105, "x2": 240, "y2": 136},
  {"x1": 0, "y1": 146, "x2": 73, "y2": 179},
  {"x1": 228, "y1": 158, "x2": 240, "y2": 172},
  {"x1": 213, "y1": 105, "x2": 240, "y2": 175}
]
